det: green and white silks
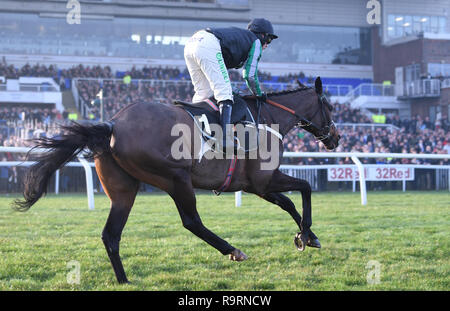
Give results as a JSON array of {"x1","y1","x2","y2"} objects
[{"x1": 242, "y1": 40, "x2": 263, "y2": 97}]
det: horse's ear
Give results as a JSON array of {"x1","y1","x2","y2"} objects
[
  {"x1": 315, "y1": 77, "x2": 323, "y2": 94},
  {"x1": 297, "y1": 79, "x2": 307, "y2": 88}
]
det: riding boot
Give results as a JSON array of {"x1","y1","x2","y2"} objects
[{"x1": 219, "y1": 100, "x2": 236, "y2": 154}]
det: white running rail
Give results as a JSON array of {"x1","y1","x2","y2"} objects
[
  {"x1": 0, "y1": 146, "x2": 95, "y2": 210},
  {"x1": 277, "y1": 152, "x2": 450, "y2": 206},
  {"x1": 1, "y1": 147, "x2": 449, "y2": 208}
]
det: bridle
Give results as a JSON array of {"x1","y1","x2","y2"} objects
[
  {"x1": 259, "y1": 92, "x2": 336, "y2": 143},
  {"x1": 295, "y1": 93, "x2": 336, "y2": 143}
]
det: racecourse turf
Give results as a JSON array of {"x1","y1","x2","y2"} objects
[{"x1": 0, "y1": 191, "x2": 448, "y2": 291}]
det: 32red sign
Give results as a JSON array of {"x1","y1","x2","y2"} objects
[{"x1": 328, "y1": 166, "x2": 414, "y2": 181}]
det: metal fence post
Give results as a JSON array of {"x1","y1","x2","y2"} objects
[
  {"x1": 351, "y1": 156, "x2": 367, "y2": 205},
  {"x1": 77, "y1": 153, "x2": 95, "y2": 210}
]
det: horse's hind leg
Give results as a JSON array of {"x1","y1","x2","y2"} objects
[
  {"x1": 168, "y1": 170, "x2": 247, "y2": 261},
  {"x1": 95, "y1": 155, "x2": 139, "y2": 284}
]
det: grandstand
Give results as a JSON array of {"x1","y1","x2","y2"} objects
[{"x1": 0, "y1": 0, "x2": 449, "y2": 193}]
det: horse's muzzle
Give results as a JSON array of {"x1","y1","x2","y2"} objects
[{"x1": 324, "y1": 134, "x2": 340, "y2": 150}]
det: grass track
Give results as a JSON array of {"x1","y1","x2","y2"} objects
[{"x1": 0, "y1": 191, "x2": 448, "y2": 291}]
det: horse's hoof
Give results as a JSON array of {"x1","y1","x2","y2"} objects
[
  {"x1": 307, "y1": 238, "x2": 321, "y2": 249},
  {"x1": 294, "y1": 232, "x2": 307, "y2": 252},
  {"x1": 229, "y1": 249, "x2": 248, "y2": 261},
  {"x1": 118, "y1": 279, "x2": 130, "y2": 284}
]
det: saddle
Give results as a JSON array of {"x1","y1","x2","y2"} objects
[
  {"x1": 174, "y1": 95, "x2": 254, "y2": 126},
  {"x1": 174, "y1": 95, "x2": 258, "y2": 153}
]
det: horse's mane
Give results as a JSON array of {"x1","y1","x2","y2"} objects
[{"x1": 266, "y1": 85, "x2": 312, "y2": 97}]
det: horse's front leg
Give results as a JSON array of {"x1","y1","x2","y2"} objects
[{"x1": 262, "y1": 170, "x2": 321, "y2": 251}]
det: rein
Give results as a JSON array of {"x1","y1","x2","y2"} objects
[
  {"x1": 266, "y1": 98, "x2": 296, "y2": 115},
  {"x1": 248, "y1": 95, "x2": 295, "y2": 115},
  {"x1": 247, "y1": 92, "x2": 334, "y2": 143}
]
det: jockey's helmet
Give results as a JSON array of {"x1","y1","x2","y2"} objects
[{"x1": 247, "y1": 18, "x2": 278, "y2": 45}]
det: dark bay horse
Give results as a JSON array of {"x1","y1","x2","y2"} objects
[{"x1": 14, "y1": 77, "x2": 340, "y2": 283}]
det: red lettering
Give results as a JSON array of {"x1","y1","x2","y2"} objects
[
  {"x1": 390, "y1": 168, "x2": 396, "y2": 179},
  {"x1": 376, "y1": 168, "x2": 381, "y2": 179},
  {"x1": 345, "y1": 168, "x2": 353, "y2": 179},
  {"x1": 330, "y1": 168, "x2": 336, "y2": 179}
]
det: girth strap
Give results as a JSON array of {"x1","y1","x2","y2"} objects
[{"x1": 213, "y1": 155, "x2": 237, "y2": 195}]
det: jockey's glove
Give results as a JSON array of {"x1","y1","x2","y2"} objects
[{"x1": 256, "y1": 92, "x2": 267, "y2": 102}]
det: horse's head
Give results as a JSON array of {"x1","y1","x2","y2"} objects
[{"x1": 295, "y1": 77, "x2": 340, "y2": 150}]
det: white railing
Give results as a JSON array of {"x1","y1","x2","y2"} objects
[
  {"x1": 71, "y1": 78, "x2": 81, "y2": 113},
  {"x1": 2, "y1": 147, "x2": 449, "y2": 209},
  {"x1": 360, "y1": 83, "x2": 396, "y2": 96},
  {"x1": 342, "y1": 83, "x2": 396, "y2": 103},
  {"x1": 323, "y1": 84, "x2": 353, "y2": 97},
  {"x1": 403, "y1": 79, "x2": 441, "y2": 97},
  {"x1": 279, "y1": 163, "x2": 449, "y2": 191},
  {"x1": 72, "y1": 77, "x2": 353, "y2": 97},
  {"x1": 19, "y1": 84, "x2": 59, "y2": 92},
  {"x1": 280, "y1": 152, "x2": 450, "y2": 206},
  {"x1": 0, "y1": 147, "x2": 95, "y2": 210},
  {"x1": 442, "y1": 78, "x2": 450, "y2": 89},
  {"x1": 336, "y1": 123, "x2": 400, "y2": 131}
]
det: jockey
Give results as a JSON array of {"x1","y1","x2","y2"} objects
[{"x1": 184, "y1": 18, "x2": 278, "y2": 152}]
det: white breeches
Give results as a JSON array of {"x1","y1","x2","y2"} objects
[{"x1": 184, "y1": 30, "x2": 233, "y2": 104}]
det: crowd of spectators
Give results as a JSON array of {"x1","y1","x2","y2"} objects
[
  {"x1": 77, "y1": 79, "x2": 194, "y2": 119},
  {"x1": 1, "y1": 62, "x2": 449, "y2": 165},
  {"x1": 1, "y1": 62, "x2": 449, "y2": 193},
  {"x1": 0, "y1": 106, "x2": 69, "y2": 149},
  {"x1": 0, "y1": 61, "x2": 58, "y2": 79},
  {"x1": 75, "y1": 67, "x2": 293, "y2": 120},
  {"x1": 283, "y1": 103, "x2": 450, "y2": 166}
]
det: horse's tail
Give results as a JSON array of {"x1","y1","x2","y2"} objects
[{"x1": 13, "y1": 121, "x2": 114, "y2": 212}]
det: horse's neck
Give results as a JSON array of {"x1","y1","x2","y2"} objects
[
  {"x1": 261, "y1": 96, "x2": 299, "y2": 136},
  {"x1": 243, "y1": 91, "x2": 311, "y2": 136}
]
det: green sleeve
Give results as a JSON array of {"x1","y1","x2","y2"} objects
[{"x1": 242, "y1": 40, "x2": 263, "y2": 96}]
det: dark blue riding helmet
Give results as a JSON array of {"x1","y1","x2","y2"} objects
[{"x1": 247, "y1": 18, "x2": 278, "y2": 44}]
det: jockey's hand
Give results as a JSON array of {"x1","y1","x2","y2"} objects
[
  {"x1": 232, "y1": 87, "x2": 245, "y2": 97},
  {"x1": 256, "y1": 92, "x2": 267, "y2": 102}
]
